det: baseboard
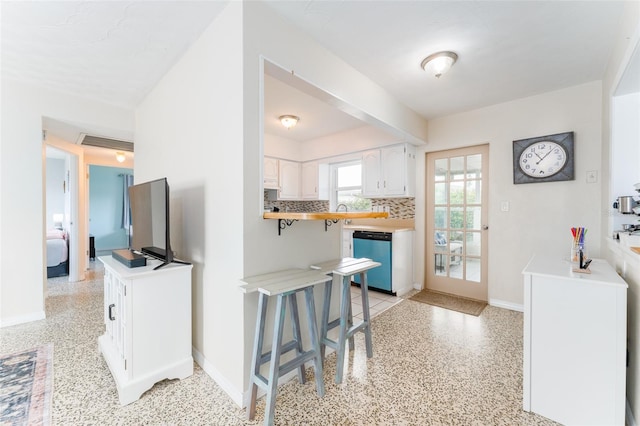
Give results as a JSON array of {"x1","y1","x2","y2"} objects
[
  {"x1": 488, "y1": 298, "x2": 523, "y2": 312},
  {"x1": 192, "y1": 347, "x2": 244, "y2": 408},
  {"x1": 0, "y1": 310, "x2": 45, "y2": 328},
  {"x1": 628, "y1": 398, "x2": 637, "y2": 426}
]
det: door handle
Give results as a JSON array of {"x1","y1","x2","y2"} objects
[
  {"x1": 482, "y1": 225, "x2": 489, "y2": 230},
  {"x1": 108, "y1": 303, "x2": 116, "y2": 321}
]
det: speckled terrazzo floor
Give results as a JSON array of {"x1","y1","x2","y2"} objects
[{"x1": 1, "y1": 263, "x2": 558, "y2": 425}]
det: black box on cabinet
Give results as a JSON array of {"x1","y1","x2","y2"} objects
[{"x1": 112, "y1": 249, "x2": 147, "y2": 268}]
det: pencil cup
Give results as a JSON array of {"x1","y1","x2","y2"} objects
[{"x1": 570, "y1": 243, "x2": 586, "y2": 263}]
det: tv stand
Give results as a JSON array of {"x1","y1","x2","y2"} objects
[
  {"x1": 153, "y1": 258, "x2": 191, "y2": 270},
  {"x1": 98, "y1": 255, "x2": 193, "y2": 405}
]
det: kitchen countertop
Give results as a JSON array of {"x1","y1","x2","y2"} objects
[
  {"x1": 263, "y1": 211, "x2": 389, "y2": 220},
  {"x1": 343, "y1": 218, "x2": 415, "y2": 233}
]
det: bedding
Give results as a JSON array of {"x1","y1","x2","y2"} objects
[{"x1": 46, "y1": 229, "x2": 68, "y2": 278}]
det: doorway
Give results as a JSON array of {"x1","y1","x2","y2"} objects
[{"x1": 425, "y1": 145, "x2": 489, "y2": 301}]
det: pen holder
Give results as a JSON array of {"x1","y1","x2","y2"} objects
[{"x1": 570, "y1": 243, "x2": 586, "y2": 264}]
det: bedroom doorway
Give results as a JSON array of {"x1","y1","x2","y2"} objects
[{"x1": 44, "y1": 135, "x2": 86, "y2": 284}]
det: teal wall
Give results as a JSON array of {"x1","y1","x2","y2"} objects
[{"x1": 89, "y1": 165, "x2": 133, "y2": 251}]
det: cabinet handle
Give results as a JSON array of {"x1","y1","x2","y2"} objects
[{"x1": 108, "y1": 303, "x2": 116, "y2": 321}]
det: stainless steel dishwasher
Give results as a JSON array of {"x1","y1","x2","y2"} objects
[{"x1": 352, "y1": 230, "x2": 393, "y2": 294}]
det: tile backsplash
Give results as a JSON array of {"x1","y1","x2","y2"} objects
[{"x1": 264, "y1": 191, "x2": 415, "y2": 219}]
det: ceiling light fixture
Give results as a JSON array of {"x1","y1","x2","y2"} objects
[
  {"x1": 421, "y1": 51, "x2": 458, "y2": 78},
  {"x1": 279, "y1": 115, "x2": 299, "y2": 129},
  {"x1": 115, "y1": 151, "x2": 126, "y2": 163}
]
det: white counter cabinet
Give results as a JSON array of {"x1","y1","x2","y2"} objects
[
  {"x1": 98, "y1": 256, "x2": 193, "y2": 405},
  {"x1": 522, "y1": 255, "x2": 627, "y2": 425}
]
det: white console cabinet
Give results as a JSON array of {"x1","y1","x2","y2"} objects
[
  {"x1": 98, "y1": 256, "x2": 193, "y2": 405},
  {"x1": 522, "y1": 255, "x2": 627, "y2": 425}
]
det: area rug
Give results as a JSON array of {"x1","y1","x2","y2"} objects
[
  {"x1": 410, "y1": 289, "x2": 487, "y2": 316},
  {"x1": 0, "y1": 344, "x2": 53, "y2": 426}
]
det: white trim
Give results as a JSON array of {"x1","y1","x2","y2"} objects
[
  {"x1": 0, "y1": 310, "x2": 46, "y2": 328},
  {"x1": 192, "y1": 346, "x2": 244, "y2": 408},
  {"x1": 628, "y1": 398, "x2": 637, "y2": 426},
  {"x1": 489, "y1": 298, "x2": 523, "y2": 312}
]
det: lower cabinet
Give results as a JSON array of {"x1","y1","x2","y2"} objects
[
  {"x1": 98, "y1": 255, "x2": 193, "y2": 405},
  {"x1": 522, "y1": 255, "x2": 627, "y2": 425}
]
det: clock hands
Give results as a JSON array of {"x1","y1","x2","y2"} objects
[{"x1": 536, "y1": 147, "x2": 554, "y2": 165}]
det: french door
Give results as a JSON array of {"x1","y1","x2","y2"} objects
[{"x1": 425, "y1": 145, "x2": 489, "y2": 301}]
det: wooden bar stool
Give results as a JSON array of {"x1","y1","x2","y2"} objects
[
  {"x1": 310, "y1": 258, "x2": 381, "y2": 384},
  {"x1": 240, "y1": 269, "x2": 330, "y2": 426}
]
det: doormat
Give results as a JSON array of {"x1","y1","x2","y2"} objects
[
  {"x1": 410, "y1": 289, "x2": 487, "y2": 316},
  {"x1": 0, "y1": 344, "x2": 53, "y2": 426}
]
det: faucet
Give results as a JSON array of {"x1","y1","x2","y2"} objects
[{"x1": 336, "y1": 203, "x2": 348, "y2": 212}]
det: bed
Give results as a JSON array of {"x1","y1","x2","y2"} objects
[{"x1": 47, "y1": 229, "x2": 69, "y2": 278}]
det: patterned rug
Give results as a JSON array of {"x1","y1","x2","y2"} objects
[
  {"x1": 410, "y1": 289, "x2": 487, "y2": 316},
  {"x1": 0, "y1": 344, "x2": 53, "y2": 426}
]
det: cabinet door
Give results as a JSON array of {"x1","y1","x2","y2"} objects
[
  {"x1": 382, "y1": 145, "x2": 406, "y2": 196},
  {"x1": 341, "y1": 230, "x2": 353, "y2": 258},
  {"x1": 362, "y1": 149, "x2": 381, "y2": 197},
  {"x1": 278, "y1": 160, "x2": 300, "y2": 200},
  {"x1": 104, "y1": 267, "x2": 128, "y2": 376},
  {"x1": 263, "y1": 157, "x2": 279, "y2": 189},
  {"x1": 301, "y1": 162, "x2": 319, "y2": 199}
]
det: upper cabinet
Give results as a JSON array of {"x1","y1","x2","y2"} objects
[
  {"x1": 278, "y1": 160, "x2": 301, "y2": 200},
  {"x1": 362, "y1": 144, "x2": 416, "y2": 198},
  {"x1": 302, "y1": 161, "x2": 329, "y2": 200},
  {"x1": 264, "y1": 157, "x2": 279, "y2": 189}
]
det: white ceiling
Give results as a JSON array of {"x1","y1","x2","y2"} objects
[{"x1": 1, "y1": 1, "x2": 637, "y2": 145}]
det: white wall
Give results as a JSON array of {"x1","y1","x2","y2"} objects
[
  {"x1": 0, "y1": 78, "x2": 134, "y2": 327},
  {"x1": 414, "y1": 81, "x2": 603, "y2": 308}
]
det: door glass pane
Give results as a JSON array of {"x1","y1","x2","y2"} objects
[
  {"x1": 466, "y1": 232, "x2": 481, "y2": 256},
  {"x1": 466, "y1": 258, "x2": 481, "y2": 282},
  {"x1": 450, "y1": 207, "x2": 464, "y2": 229},
  {"x1": 435, "y1": 158, "x2": 448, "y2": 182},
  {"x1": 450, "y1": 181, "x2": 464, "y2": 205},
  {"x1": 466, "y1": 154, "x2": 482, "y2": 178},
  {"x1": 449, "y1": 231, "x2": 463, "y2": 246},
  {"x1": 450, "y1": 156, "x2": 465, "y2": 180},
  {"x1": 434, "y1": 254, "x2": 447, "y2": 276},
  {"x1": 434, "y1": 207, "x2": 447, "y2": 228},
  {"x1": 434, "y1": 182, "x2": 447, "y2": 204},
  {"x1": 466, "y1": 180, "x2": 481, "y2": 204},
  {"x1": 466, "y1": 206, "x2": 481, "y2": 230},
  {"x1": 450, "y1": 257, "x2": 463, "y2": 280}
]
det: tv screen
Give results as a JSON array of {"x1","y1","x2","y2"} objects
[{"x1": 129, "y1": 177, "x2": 173, "y2": 264}]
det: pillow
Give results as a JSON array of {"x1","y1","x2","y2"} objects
[{"x1": 46, "y1": 229, "x2": 66, "y2": 240}]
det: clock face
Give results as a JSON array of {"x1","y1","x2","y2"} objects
[{"x1": 518, "y1": 141, "x2": 567, "y2": 178}]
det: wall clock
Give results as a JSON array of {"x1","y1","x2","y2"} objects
[{"x1": 513, "y1": 131, "x2": 574, "y2": 184}]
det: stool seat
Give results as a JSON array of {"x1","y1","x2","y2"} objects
[
  {"x1": 240, "y1": 269, "x2": 329, "y2": 426},
  {"x1": 310, "y1": 258, "x2": 380, "y2": 384}
]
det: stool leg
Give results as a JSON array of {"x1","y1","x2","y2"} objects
[
  {"x1": 320, "y1": 278, "x2": 333, "y2": 362},
  {"x1": 288, "y1": 292, "x2": 306, "y2": 384},
  {"x1": 335, "y1": 275, "x2": 351, "y2": 384},
  {"x1": 304, "y1": 286, "x2": 325, "y2": 397},
  {"x1": 247, "y1": 292, "x2": 268, "y2": 420},
  {"x1": 265, "y1": 294, "x2": 286, "y2": 426},
  {"x1": 359, "y1": 271, "x2": 374, "y2": 358},
  {"x1": 346, "y1": 277, "x2": 355, "y2": 352}
]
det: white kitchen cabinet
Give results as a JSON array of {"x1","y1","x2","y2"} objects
[
  {"x1": 302, "y1": 161, "x2": 329, "y2": 200},
  {"x1": 362, "y1": 143, "x2": 416, "y2": 198},
  {"x1": 98, "y1": 256, "x2": 193, "y2": 405},
  {"x1": 278, "y1": 160, "x2": 300, "y2": 200},
  {"x1": 341, "y1": 229, "x2": 353, "y2": 258},
  {"x1": 522, "y1": 255, "x2": 627, "y2": 425},
  {"x1": 263, "y1": 157, "x2": 279, "y2": 189}
]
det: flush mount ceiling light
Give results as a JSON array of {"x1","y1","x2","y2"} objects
[
  {"x1": 279, "y1": 115, "x2": 299, "y2": 129},
  {"x1": 421, "y1": 51, "x2": 458, "y2": 78},
  {"x1": 115, "y1": 151, "x2": 126, "y2": 163}
]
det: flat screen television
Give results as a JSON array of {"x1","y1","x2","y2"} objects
[{"x1": 129, "y1": 177, "x2": 175, "y2": 269}]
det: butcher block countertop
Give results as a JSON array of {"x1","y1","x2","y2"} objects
[{"x1": 263, "y1": 212, "x2": 389, "y2": 220}]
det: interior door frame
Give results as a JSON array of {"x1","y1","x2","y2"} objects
[{"x1": 424, "y1": 144, "x2": 489, "y2": 301}]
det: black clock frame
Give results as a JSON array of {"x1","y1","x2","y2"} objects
[{"x1": 513, "y1": 131, "x2": 574, "y2": 184}]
